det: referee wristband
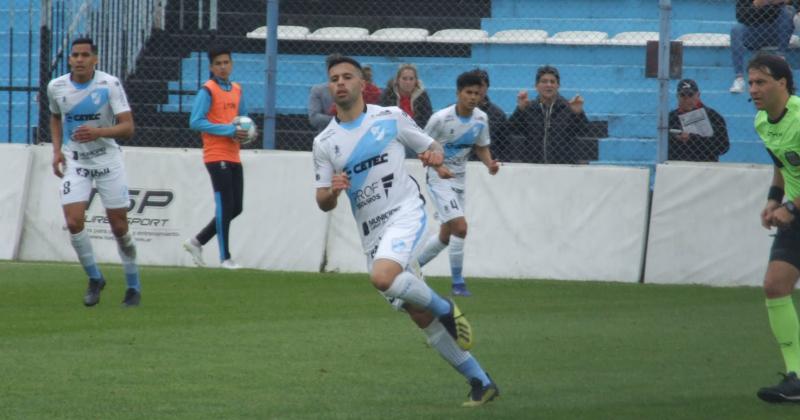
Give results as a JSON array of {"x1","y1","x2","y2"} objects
[{"x1": 768, "y1": 186, "x2": 785, "y2": 202}]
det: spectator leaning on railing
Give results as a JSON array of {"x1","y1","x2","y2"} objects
[
  {"x1": 668, "y1": 79, "x2": 730, "y2": 162},
  {"x1": 729, "y1": 0, "x2": 794, "y2": 94}
]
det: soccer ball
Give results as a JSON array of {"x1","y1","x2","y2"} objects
[{"x1": 232, "y1": 116, "x2": 257, "y2": 145}]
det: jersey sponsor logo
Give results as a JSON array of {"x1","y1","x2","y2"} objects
[
  {"x1": 354, "y1": 180, "x2": 384, "y2": 209},
  {"x1": 363, "y1": 206, "x2": 400, "y2": 236},
  {"x1": 67, "y1": 113, "x2": 101, "y2": 122},
  {"x1": 75, "y1": 167, "x2": 111, "y2": 178},
  {"x1": 373, "y1": 109, "x2": 392, "y2": 117},
  {"x1": 73, "y1": 147, "x2": 107, "y2": 160},
  {"x1": 381, "y1": 173, "x2": 394, "y2": 197},
  {"x1": 345, "y1": 152, "x2": 388, "y2": 175}
]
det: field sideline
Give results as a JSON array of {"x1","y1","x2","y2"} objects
[{"x1": 0, "y1": 261, "x2": 797, "y2": 419}]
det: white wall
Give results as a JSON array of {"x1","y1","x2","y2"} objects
[
  {"x1": 0, "y1": 144, "x2": 32, "y2": 260},
  {"x1": 6, "y1": 144, "x2": 775, "y2": 286},
  {"x1": 644, "y1": 162, "x2": 773, "y2": 287}
]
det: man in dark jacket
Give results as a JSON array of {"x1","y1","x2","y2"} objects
[
  {"x1": 508, "y1": 65, "x2": 589, "y2": 164},
  {"x1": 729, "y1": 0, "x2": 793, "y2": 93},
  {"x1": 669, "y1": 79, "x2": 730, "y2": 161}
]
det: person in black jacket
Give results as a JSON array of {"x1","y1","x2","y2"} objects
[
  {"x1": 669, "y1": 79, "x2": 730, "y2": 162},
  {"x1": 508, "y1": 65, "x2": 589, "y2": 164},
  {"x1": 729, "y1": 0, "x2": 794, "y2": 93}
]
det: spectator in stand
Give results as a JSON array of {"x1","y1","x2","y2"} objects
[
  {"x1": 669, "y1": 79, "x2": 730, "y2": 161},
  {"x1": 380, "y1": 63, "x2": 433, "y2": 129},
  {"x1": 508, "y1": 65, "x2": 589, "y2": 164},
  {"x1": 308, "y1": 82, "x2": 335, "y2": 133},
  {"x1": 729, "y1": 0, "x2": 794, "y2": 93},
  {"x1": 362, "y1": 65, "x2": 382, "y2": 104},
  {"x1": 470, "y1": 68, "x2": 507, "y2": 161}
]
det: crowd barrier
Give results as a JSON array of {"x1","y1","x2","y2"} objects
[{"x1": 1, "y1": 144, "x2": 775, "y2": 286}]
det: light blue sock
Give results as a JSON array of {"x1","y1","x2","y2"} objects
[
  {"x1": 456, "y1": 357, "x2": 490, "y2": 386},
  {"x1": 449, "y1": 235, "x2": 465, "y2": 285},
  {"x1": 426, "y1": 289, "x2": 451, "y2": 317},
  {"x1": 70, "y1": 230, "x2": 103, "y2": 280},
  {"x1": 383, "y1": 272, "x2": 450, "y2": 316},
  {"x1": 116, "y1": 233, "x2": 141, "y2": 291}
]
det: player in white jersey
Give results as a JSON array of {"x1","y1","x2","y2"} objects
[
  {"x1": 47, "y1": 37, "x2": 141, "y2": 307},
  {"x1": 313, "y1": 55, "x2": 499, "y2": 407},
  {"x1": 417, "y1": 71, "x2": 500, "y2": 297}
]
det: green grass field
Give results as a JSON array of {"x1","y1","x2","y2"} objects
[{"x1": 0, "y1": 261, "x2": 798, "y2": 419}]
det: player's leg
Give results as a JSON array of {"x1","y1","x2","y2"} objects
[
  {"x1": 757, "y1": 229, "x2": 800, "y2": 403},
  {"x1": 418, "y1": 177, "x2": 459, "y2": 267},
  {"x1": 406, "y1": 306, "x2": 499, "y2": 407},
  {"x1": 98, "y1": 167, "x2": 140, "y2": 306},
  {"x1": 448, "y1": 216, "x2": 469, "y2": 296},
  {"x1": 371, "y1": 206, "x2": 472, "y2": 350},
  {"x1": 60, "y1": 172, "x2": 105, "y2": 306}
]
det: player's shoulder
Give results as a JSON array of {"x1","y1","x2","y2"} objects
[
  {"x1": 471, "y1": 106, "x2": 489, "y2": 122},
  {"x1": 312, "y1": 123, "x2": 339, "y2": 149},
  {"x1": 47, "y1": 73, "x2": 71, "y2": 90},
  {"x1": 431, "y1": 105, "x2": 455, "y2": 121},
  {"x1": 365, "y1": 104, "x2": 402, "y2": 120},
  {"x1": 93, "y1": 70, "x2": 120, "y2": 85}
]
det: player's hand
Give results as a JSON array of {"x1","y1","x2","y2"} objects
[
  {"x1": 678, "y1": 132, "x2": 690, "y2": 142},
  {"x1": 52, "y1": 151, "x2": 66, "y2": 178},
  {"x1": 772, "y1": 205, "x2": 795, "y2": 229},
  {"x1": 568, "y1": 94, "x2": 584, "y2": 114},
  {"x1": 487, "y1": 159, "x2": 500, "y2": 175},
  {"x1": 418, "y1": 150, "x2": 444, "y2": 167},
  {"x1": 516, "y1": 90, "x2": 529, "y2": 109},
  {"x1": 72, "y1": 125, "x2": 100, "y2": 142},
  {"x1": 762, "y1": 201, "x2": 780, "y2": 229},
  {"x1": 330, "y1": 172, "x2": 350, "y2": 196},
  {"x1": 435, "y1": 165, "x2": 454, "y2": 179},
  {"x1": 234, "y1": 129, "x2": 250, "y2": 141}
]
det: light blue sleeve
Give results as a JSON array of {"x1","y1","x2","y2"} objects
[{"x1": 189, "y1": 87, "x2": 236, "y2": 137}]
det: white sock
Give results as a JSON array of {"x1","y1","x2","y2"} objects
[
  {"x1": 424, "y1": 318, "x2": 470, "y2": 366},
  {"x1": 417, "y1": 235, "x2": 447, "y2": 267},
  {"x1": 383, "y1": 271, "x2": 433, "y2": 308},
  {"x1": 115, "y1": 233, "x2": 140, "y2": 290},
  {"x1": 70, "y1": 230, "x2": 102, "y2": 279},
  {"x1": 449, "y1": 235, "x2": 465, "y2": 283}
]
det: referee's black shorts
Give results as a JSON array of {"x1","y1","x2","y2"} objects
[{"x1": 770, "y1": 223, "x2": 800, "y2": 270}]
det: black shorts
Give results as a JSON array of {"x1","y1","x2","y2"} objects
[{"x1": 770, "y1": 223, "x2": 800, "y2": 270}]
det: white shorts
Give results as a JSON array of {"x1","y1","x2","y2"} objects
[
  {"x1": 365, "y1": 205, "x2": 428, "y2": 311},
  {"x1": 59, "y1": 161, "x2": 130, "y2": 209},
  {"x1": 427, "y1": 174, "x2": 465, "y2": 224}
]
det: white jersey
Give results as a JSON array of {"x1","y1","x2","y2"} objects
[
  {"x1": 47, "y1": 70, "x2": 131, "y2": 168},
  {"x1": 313, "y1": 105, "x2": 434, "y2": 252},
  {"x1": 424, "y1": 105, "x2": 490, "y2": 178}
]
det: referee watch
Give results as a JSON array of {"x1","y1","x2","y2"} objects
[{"x1": 784, "y1": 201, "x2": 800, "y2": 218}]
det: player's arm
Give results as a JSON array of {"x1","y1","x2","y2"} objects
[
  {"x1": 474, "y1": 145, "x2": 499, "y2": 175},
  {"x1": 763, "y1": 164, "x2": 786, "y2": 229},
  {"x1": 72, "y1": 111, "x2": 134, "y2": 142},
  {"x1": 50, "y1": 113, "x2": 66, "y2": 178},
  {"x1": 189, "y1": 87, "x2": 237, "y2": 137},
  {"x1": 316, "y1": 173, "x2": 350, "y2": 212}
]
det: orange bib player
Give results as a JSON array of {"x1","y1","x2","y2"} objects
[{"x1": 183, "y1": 45, "x2": 255, "y2": 270}]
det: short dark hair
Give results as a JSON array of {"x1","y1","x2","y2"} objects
[
  {"x1": 536, "y1": 65, "x2": 560, "y2": 84},
  {"x1": 207, "y1": 46, "x2": 232, "y2": 63},
  {"x1": 326, "y1": 54, "x2": 363, "y2": 75},
  {"x1": 457, "y1": 71, "x2": 484, "y2": 91},
  {"x1": 71, "y1": 37, "x2": 97, "y2": 54},
  {"x1": 470, "y1": 68, "x2": 490, "y2": 87},
  {"x1": 748, "y1": 53, "x2": 795, "y2": 95}
]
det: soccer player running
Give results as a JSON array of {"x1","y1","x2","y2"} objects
[
  {"x1": 312, "y1": 55, "x2": 499, "y2": 407},
  {"x1": 749, "y1": 54, "x2": 800, "y2": 402},
  {"x1": 47, "y1": 37, "x2": 141, "y2": 307},
  {"x1": 183, "y1": 46, "x2": 253, "y2": 270},
  {"x1": 416, "y1": 71, "x2": 500, "y2": 297}
]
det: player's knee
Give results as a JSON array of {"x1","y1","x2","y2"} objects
[
  {"x1": 65, "y1": 217, "x2": 84, "y2": 234},
  {"x1": 764, "y1": 277, "x2": 793, "y2": 299},
  {"x1": 451, "y1": 219, "x2": 468, "y2": 237},
  {"x1": 370, "y1": 270, "x2": 393, "y2": 291}
]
